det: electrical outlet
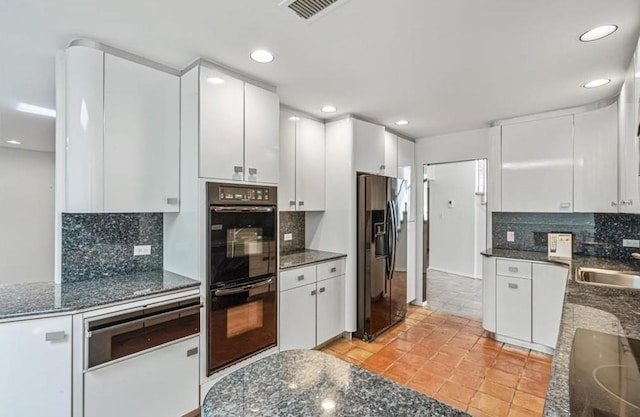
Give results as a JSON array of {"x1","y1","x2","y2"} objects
[
  {"x1": 623, "y1": 239, "x2": 640, "y2": 248},
  {"x1": 507, "y1": 231, "x2": 515, "y2": 242},
  {"x1": 284, "y1": 233, "x2": 293, "y2": 241},
  {"x1": 133, "y1": 245, "x2": 151, "y2": 256}
]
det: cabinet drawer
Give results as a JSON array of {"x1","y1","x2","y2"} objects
[
  {"x1": 497, "y1": 259, "x2": 532, "y2": 279},
  {"x1": 280, "y1": 265, "x2": 317, "y2": 291},
  {"x1": 496, "y1": 276, "x2": 531, "y2": 342},
  {"x1": 317, "y1": 258, "x2": 346, "y2": 281}
]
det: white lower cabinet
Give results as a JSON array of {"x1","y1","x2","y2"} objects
[
  {"x1": 316, "y1": 275, "x2": 345, "y2": 345},
  {"x1": 280, "y1": 282, "x2": 317, "y2": 350},
  {"x1": 482, "y1": 257, "x2": 497, "y2": 333},
  {"x1": 496, "y1": 275, "x2": 532, "y2": 342},
  {"x1": 85, "y1": 336, "x2": 199, "y2": 417},
  {"x1": 0, "y1": 316, "x2": 72, "y2": 417},
  {"x1": 532, "y1": 264, "x2": 568, "y2": 348}
]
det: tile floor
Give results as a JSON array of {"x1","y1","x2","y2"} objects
[
  {"x1": 426, "y1": 269, "x2": 483, "y2": 321},
  {"x1": 322, "y1": 305, "x2": 552, "y2": 417}
]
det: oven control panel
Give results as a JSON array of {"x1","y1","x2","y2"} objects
[{"x1": 218, "y1": 186, "x2": 271, "y2": 202}]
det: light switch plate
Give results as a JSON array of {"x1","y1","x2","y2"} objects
[
  {"x1": 134, "y1": 245, "x2": 152, "y2": 256},
  {"x1": 284, "y1": 233, "x2": 293, "y2": 241},
  {"x1": 623, "y1": 239, "x2": 640, "y2": 248},
  {"x1": 507, "y1": 231, "x2": 515, "y2": 242}
]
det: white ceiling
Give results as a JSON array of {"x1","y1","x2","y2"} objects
[{"x1": 1, "y1": 0, "x2": 639, "y2": 152}]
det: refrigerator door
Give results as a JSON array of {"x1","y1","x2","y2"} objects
[{"x1": 388, "y1": 178, "x2": 408, "y2": 324}]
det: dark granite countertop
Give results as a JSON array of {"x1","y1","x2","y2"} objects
[
  {"x1": 482, "y1": 248, "x2": 640, "y2": 416},
  {"x1": 0, "y1": 270, "x2": 200, "y2": 320},
  {"x1": 203, "y1": 350, "x2": 469, "y2": 417},
  {"x1": 280, "y1": 249, "x2": 347, "y2": 270}
]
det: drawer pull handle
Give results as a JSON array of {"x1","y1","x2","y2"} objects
[
  {"x1": 45, "y1": 331, "x2": 66, "y2": 342},
  {"x1": 187, "y1": 347, "x2": 198, "y2": 357},
  {"x1": 508, "y1": 267, "x2": 518, "y2": 273},
  {"x1": 297, "y1": 275, "x2": 305, "y2": 281},
  {"x1": 166, "y1": 197, "x2": 179, "y2": 204},
  {"x1": 508, "y1": 283, "x2": 518, "y2": 289},
  {"x1": 298, "y1": 201, "x2": 305, "y2": 206},
  {"x1": 311, "y1": 290, "x2": 317, "y2": 296},
  {"x1": 289, "y1": 200, "x2": 296, "y2": 206},
  {"x1": 319, "y1": 287, "x2": 326, "y2": 293},
  {"x1": 234, "y1": 166, "x2": 244, "y2": 173},
  {"x1": 330, "y1": 267, "x2": 337, "y2": 273},
  {"x1": 248, "y1": 168, "x2": 257, "y2": 176}
]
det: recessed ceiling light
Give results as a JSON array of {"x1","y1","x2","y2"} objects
[
  {"x1": 395, "y1": 120, "x2": 409, "y2": 126},
  {"x1": 16, "y1": 102, "x2": 56, "y2": 118},
  {"x1": 207, "y1": 77, "x2": 225, "y2": 84},
  {"x1": 579, "y1": 25, "x2": 618, "y2": 42},
  {"x1": 583, "y1": 78, "x2": 611, "y2": 88},
  {"x1": 6, "y1": 140, "x2": 21, "y2": 145},
  {"x1": 250, "y1": 50, "x2": 275, "y2": 63},
  {"x1": 321, "y1": 105, "x2": 337, "y2": 113},
  {"x1": 288, "y1": 116, "x2": 300, "y2": 121}
]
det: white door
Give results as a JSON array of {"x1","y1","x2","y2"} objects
[
  {"x1": 199, "y1": 66, "x2": 245, "y2": 181},
  {"x1": 0, "y1": 316, "x2": 72, "y2": 417},
  {"x1": 502, "y1": 116, "x2": 574, "y2": 212},
  {"x1": 279, "y1": 109, "x2": 297, "y2": 211},
  {"x1": 103, "y1": 54, "x2": 180, "y2": 212},
  {"x1": 354, "y1": 119, "x2": 385, "y2": 175},
  {"x1": 244, "y1": 83, "x2": 280, "y2": 184},
  {"x1": 296, "y1": 117, "x2": 326, "y2": 211},
  {"x1": 482, "y1": 257, "x2": 496, "y2": 333},
  {"x1": 84, "y1": 336, "x2": 199, "y2": 417},
  {"x1": 316, "y1": 275, "x2": 345, "y2": 345},
  {"x1": 279, "y1": 283, "x2": 317, "y2": 350},
  {"x1": 397, "y1": 138, "x2": 415, "y2": 221},
  {"x1": 574, "y1": 104, "x2": 619, "y2": 212},
  {"x1": 532, "y1": 264, "x2": 568, "y2": 348},
  {"x1": 384, "y1": 131, "x2": 398, "y2": 178},
  {"x1": 496, "y1": 275, "x2": 531, "y2": 342}
]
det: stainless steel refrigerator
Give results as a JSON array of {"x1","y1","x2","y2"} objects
[{"x1": 355, "y1": 174, "x2": 408, "y2": 341}]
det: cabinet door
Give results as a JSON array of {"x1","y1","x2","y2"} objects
[
  {"x1": 245, "y1": 83, "x2": 280, "y2": 184},
  {"x1": 85, "y1": 336, "x2": 199, "y2": 417},
  {"x1": 482, "y1": 257, "x2": 496, "y2": 333},
  {"x1": 384, "y1": 131, "x2": 398, "y2": 178},
  {"x1": 199, "y1": 66, "x2": 245, "y2": 181},
  {"x1": 354, "y1": 119, "x2": 385, "y2": 174},
  {"x1": 279, "y1": 110, "x2": 297, "y2": 211},
  {"x1": 619, "y1": 60, "x2": 640, "y2": 213},
  {"x1": 316, "y1": 275, "x2": 345, "y2": 345},
  {"x1": 0, "y1": 316, "x2": 72, "y2": 417},
  {"x1": 502, "y1": 116, "x2": 574, "y2": 212},
  {"x1": 574, "y1": 105, "x2": 619, "y2": 212},
  {"x1": 280, "y1": 283, "x2": 317, "y2": 350},
  {"x1": 296, "y1": 118, "x2": 326, "y2": 211},
  {"x1": 103, "y1": 54, "x2": 180, "y2": 212},
  {"x1": 496, "y1": 275, "x2": 531, "y2": 342},
  {"x1": 398, "y1": 138, "x2": 415, "y2": 221},
  {"x1": 532, "y1": 264, "x2": 568, "y2": 348}
]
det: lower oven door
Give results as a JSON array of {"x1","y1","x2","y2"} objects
[{"x1": 209, "y1": 276, "x2": 277, "y2": 374}]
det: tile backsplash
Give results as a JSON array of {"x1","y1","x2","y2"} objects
[
  {"x1": 493, "y1": 212, "x2": 640, "y2": 259},
  {"x1": 279, "y1": 211, "x2": 305, "y2": 253},
  {"x1": 61, "y1": 213, "x2": 163, "y2": 282}
]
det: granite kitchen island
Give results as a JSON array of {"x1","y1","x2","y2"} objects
[{"x1": 203, "y1": 350, "x2": 469, "y2": 417}]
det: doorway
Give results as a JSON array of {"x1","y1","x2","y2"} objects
[{"x1": 422, "y1": 159, "x2": 487, "y2": 320}]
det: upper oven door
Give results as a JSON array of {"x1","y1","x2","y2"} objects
[{"x1": 209, "y1": 206, "x2": 277, "y2": 287}]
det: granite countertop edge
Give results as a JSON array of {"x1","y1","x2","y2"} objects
[{"x1": 280, "y1": 249, "x2": 347, "y2": 270}]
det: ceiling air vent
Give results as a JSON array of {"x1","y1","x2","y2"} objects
[{"x1": 277, "y1": 0, "x2": 351, "y2": 22}]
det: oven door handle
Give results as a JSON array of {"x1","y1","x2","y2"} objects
[
  {"x1": 214, "y1": 277, "x2": 274, "y2": 296},
  {"x1": 212, "y1": 207, "x2": 274, "y2": 213}
]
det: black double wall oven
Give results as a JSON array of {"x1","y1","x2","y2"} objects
[{"x1": 207, "y1": 182, "x2": 278, "y2": 375}]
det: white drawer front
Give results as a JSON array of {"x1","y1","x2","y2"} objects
[
  {"x1": 280, "y1": 265, "x2": 317, "y2": 292},
  {"x1": 497, "y1": 259, "x2": 532, "y2": 279},
  {"x1": 317, "y1": 258, "x2": 346, "y2": 282}
]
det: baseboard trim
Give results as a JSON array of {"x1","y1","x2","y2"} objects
[
  {"x1": 494, "y1": 334, "x2": 554, "y2": 355},
  {"x1": 428, "y1": 267, "x2": 479, "y2": 280}
]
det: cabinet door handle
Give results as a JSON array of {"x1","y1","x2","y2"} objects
[
  {"x1": 297, "y1": 275, "x2": 305, "y2": 281},
  {"x1": 508, "y1": 267, "x2": 518, "y2": 273},
  {"x1": 560, "y1": 202, "x2": 571, "y2": 209},
  {"x1": 380, "y1": 165, "x2": 386, "y2": 172},
  {"x1": 508, "y1": 283, "x2": 518, "y2": 289},
  {"x1": 311, "y1": 290, "x2": 317, "y2": 296},
  {"x1": 187, "y1": 347, "x2": 198, "y2": 357},
  {"x1": 234, "y1": 166, "x2": 244, "y2": 173},
  {"x1": 330, "y1": 267, "x2": 337, "y2": 273},
  {"x1": 166, "y1": 197, "x2": 179, "y2": 205},
  {"x1": 289, "y1": 200, "x2": 296, "y2": 207},
  {"x1": 611, "y1": 201, "x2": 619, "y2": 207},
  {"x1": 319, "y1": 287, "x2": 326, "y2": 293},
  {"x1": 248, "y1": 168, "x2": 257, "y2": 176},
  {"x1": 298, "y1": 201, "x2": 304, "y2": 207},
  {"x1": 622, "y1": 200, "x2": 633, "y2": 206},
  {"x1": 45, "y1": 331, "x2": 66, "y2": 342}
]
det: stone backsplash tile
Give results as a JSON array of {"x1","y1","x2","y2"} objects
[
  {"x1": 279, "y1": 211, "x2": 305, "y2": 253},
  {"x1": 61, "y1": 213, "x2": 163, "y2": 282}
]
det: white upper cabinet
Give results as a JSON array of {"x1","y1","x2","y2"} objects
[
  {"x1": 501, "y1": 116, "x2": 574, "y2": 212},
  {"x1": 245, "y1": 83, "x2": 280, "y2": 184},
  {"x1": 618, "y1": 54, "x2": 639, "y2": 213},
  {"x1": 279, "y1": 110, "x2": 297, "y2": 210},
  {"x1": 199, "y1": 66, "x2": 279, "y2": 184},
  {"x1": 397, "y1": 137, "x2": 415, "y2": 221},
  {"x1": 384, "y1": 131, "x2": 398, "y2": 178},
  {"x1": 103, "y1": 54, "x2": 180, "y2": 212},
  {"x1": 573, "y1": 104, "x2": 619, "y2": 213},
  {"x1": 354, "y1": 119, "x2": 386, "y2": 175},
  {"x1": 199, "y1": 66, "x2": 245, "y2": 181},
  {"x1": 63, "y1": 45, "x2": 180, "y2": 213}
]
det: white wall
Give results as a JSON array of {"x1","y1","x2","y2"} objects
[
  {"x1": 428, "y1": 161, "x2": 478, "y2": 278},
  {"x1": 0, "y1": 147, "x2": 55, "y2": 283}
]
